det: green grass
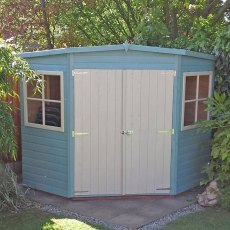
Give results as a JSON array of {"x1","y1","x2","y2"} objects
[
  {"x1": 1, "y1": 207, "x2": 230, "y2": 230},
  {"x1": 162, "y1": 207, "x2": 230, "y2": 230},
  {"x1": 0, "y1": 209, "x2": 109, "y2": 230}
]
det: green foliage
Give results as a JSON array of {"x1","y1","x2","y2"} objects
[
  {"x1": 0, "y1": 163, "x2": 27, "y2": 211},
  {"x1": 220, "y1": 185, "x2": 230, "y2": 209},
  {"x1": 0, "y1": 40, "x2": 40, "y2": 159},
  {"x1": 196, "y1": 26, "x2": 230, "y2": 189},
  {"x1": 0, "y1": 103, "x2": 17, "y2": 160},
  {"x1": 199, "y1": 92, "x2": 230, "y2": 187},
  {"x1": 1, "y1": 0, "x2": 229, "y2": 51},
  {"x1": 213, "y1": 30, "x2": 230, "y2": 93}
]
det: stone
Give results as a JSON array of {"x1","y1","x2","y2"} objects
[{"x1": 197, "y1": 180, "x2": 220, "y2": 207}]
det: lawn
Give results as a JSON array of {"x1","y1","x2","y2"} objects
[
  {"x1": 1, "y1": 207, "x2": 230, "y2": 230},
  {"x1": 162, "y1": 207, "x2": 230, "y2": 230},
  {"x1": 0, "y1": 209, "x2": 109, "y2": 230}
]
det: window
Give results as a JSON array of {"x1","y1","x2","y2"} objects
[
  {"x1": 24, "y1": 71, "x2": 64, "y2": 131},
  {"x1": 182, "y1": 72, "x2": 212, "y2": 130}
]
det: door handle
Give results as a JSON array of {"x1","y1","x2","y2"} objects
[
  {"x1": 72, "y1": 131, "x2": 89, "y2": 137},
  {"x1": 121, "y1": 130, "x2": 134, "y2": 135},
  {"x1": 158, "y1": 129, "x2": 174, "y2": 135},
  {"x1": 126, "y1": 130, "x2": 134, "y2": 135}
]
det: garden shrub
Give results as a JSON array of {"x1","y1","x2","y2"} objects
[
  {"x1": 199, "y1": 92, "x2": 230, "y2": 186},
  {"x1": 0, "y1": 163, "x2": 27, "y2": 211},
  {"x1": 220, "y1": 185, "x2": 230, "y2": 209},
  {"x1": 197, "y1": 30, "x2": 230, "y2": 209}
]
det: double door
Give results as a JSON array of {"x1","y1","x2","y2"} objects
[{"x1": 74, "y1": 69, "x2": 174, "y2": 196}]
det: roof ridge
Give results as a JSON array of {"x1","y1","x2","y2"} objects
[{"x1": 20, "y1": 44, "x2": 215, "y2": 60}]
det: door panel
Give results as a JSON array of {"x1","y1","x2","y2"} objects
[
  {"x1": 74, "y1": 69, "x2": 174, "y2": 196},
  {"x1": 123, "y1": 70, "x2": 174, "y2": 194},
  {"x1": 74, "y1": 70, "x2": 123, "y2": 195}
]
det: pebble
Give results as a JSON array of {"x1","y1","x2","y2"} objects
[{"x1": 138, "y1": 204, "x2": 204, "y2": 229}]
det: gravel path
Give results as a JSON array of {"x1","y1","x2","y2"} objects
[
  {"x1": 34, "y1": 202, "x2": 127, "y2": 230},
  {"x1": 32, "y1": 202, "x2": 204, "y2": 230},
  {"x1": 138, "y1": 203, "x2": 204, "y2": 230}
]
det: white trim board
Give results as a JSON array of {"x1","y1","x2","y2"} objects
[
  {"x1": 24, "y1": 70, "x2": 64, "y2": 132},
  {"x1": 181, "y1": 71, "x2": 213, "y2": 131}
]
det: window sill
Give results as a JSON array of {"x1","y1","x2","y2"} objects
[
  {"x1": 181, "y1": 124, "x2": 198, "y2": 131},
  {"x1": 24, "y1": 122, "x2": 64, "y2": 132}
]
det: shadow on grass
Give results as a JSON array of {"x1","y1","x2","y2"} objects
[{"x1": 0, "y1": 209, "x2": 109, "y2": 230}]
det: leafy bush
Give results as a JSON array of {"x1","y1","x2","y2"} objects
[
  {"x1": 197, "y1": 29, "x2": 230, "y2": 194},
  {"x1": 0, "y1": 40, "x2": 41, "y2": 160},
  {"x1": 0, "y1": 102, "x2": 17, "y2": 160},
  {"x1": 220, "y1": 185, "x2": 230, "y2": 209},
  {"x1": 199, "y1": 92, "x2": 230, "y2": 187},
  {"x1": 0, "y1": 163, "x2": 27, "y2": 211}
]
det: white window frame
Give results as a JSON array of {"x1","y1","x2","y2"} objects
[
  {"x1": 24, "y1": 70, "x2": 64, "y2": 132},
  {"x1": 181, "y1": 71, "x2": 213, "y2": 131}
]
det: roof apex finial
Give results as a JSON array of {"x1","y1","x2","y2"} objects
[{"x1": 123, "y1": 40, "x2": 130, "y2": 52}]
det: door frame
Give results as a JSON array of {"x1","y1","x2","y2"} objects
[{"x1": 72, "y1": 69, "x2": 175, "y2": 197}]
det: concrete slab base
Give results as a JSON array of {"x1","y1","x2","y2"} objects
[{"x1": 26, "y1": 188, "x2": 200, "y2": 229}]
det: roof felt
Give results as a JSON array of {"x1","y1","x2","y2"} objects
[{"x1": 20, "y1": 44, "x2": 215, "y2": 60}]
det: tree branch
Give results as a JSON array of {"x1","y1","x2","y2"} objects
[
  {"x1": 113, "y1": 0, "x2": 134, "y2": 38},
  {"x1": 214, "y1": 0, "x2": 230, "y2": 22},
  {"x1": 123, "y1": 0, "x2": 138, "y2": 26},
  {"x1": 202, "y1": 0, "x2": 221, "y2": 18},
  {"x1": 77, "y1": 24, "x2": 97, "y2": 45},
  {"x1": 40, "y1": 0, "x2": 54, "y2": 49}
]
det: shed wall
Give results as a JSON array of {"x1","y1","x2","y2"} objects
[
  {"x1": 175, "y1": 56, "x2": 214, "y2": 194},
  {"x1": 21, "y1": 48, "x2": 214, "y2": 197},
  {"x1": 21, "y1": 54, "x2": 70, "y2": 197}
]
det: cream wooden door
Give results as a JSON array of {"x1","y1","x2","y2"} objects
[
  {"x1": 74, "y1": 70, "x2": 123, "y2": 196},
  {"x1": 122, "y1": 70, "x2": 174, "y2": 195},
  {"x1": 74, "y1": 69, "x2": 174, "y2": 196}
]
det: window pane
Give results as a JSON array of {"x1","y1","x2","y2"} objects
[
  {"x1": 45, "y1": 102, "x2": 61, "y2": 127},
  {"x1": 44, "y1": 75, "x2": 60, "y2": 100},
  {"x1": 184, "y1": 101, "x2": 196, "y2": 126},
  {"x1": 197, "y1": 100, "x2": 208, "y2": 121},
  {"x1": 27, "y1": 79, "x2": 42, "y2": 98},
  {"x1": 27, "y1": 100, "x2": 42, "y2": 124},
  {"x1": 185, "y1": 76, "x2": 197, "y2": 100},
  {"x1": 199, "y1": 75, "x2": 209, "y2": 99}
]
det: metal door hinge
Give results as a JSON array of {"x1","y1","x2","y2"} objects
[
  {"x1": 72, "y1": 131, "x2": 89, "y2": 137},
  {"x1": 158, "y1": 129, "x2": 174, "y2": 135},
  {"x1": 72, "y1": 70, "x2": 88, "y2": 77}
]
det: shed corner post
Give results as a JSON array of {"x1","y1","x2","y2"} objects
[
  {"x1": 170, "y1": 55, "x2": 182, "y2": 195},
  {"x1": 67, "y1": 53, "x2": 75, "y2": 198}
]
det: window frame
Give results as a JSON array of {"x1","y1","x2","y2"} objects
[
  {"x1": 24, "y1": 70, "x2": 64, "y2": 132},
  {"x1": 181, "y1": 71, "x2": 213, "y2": 131}
]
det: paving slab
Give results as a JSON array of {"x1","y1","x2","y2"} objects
[{"x1": 26, "y1": 188, "x2": 201, "y2": 229}]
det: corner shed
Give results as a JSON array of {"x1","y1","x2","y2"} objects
[{"x1": 20, "y1": 44, "x2": 215, "y2": 198}]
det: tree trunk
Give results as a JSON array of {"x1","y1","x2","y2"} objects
[
  {"x1": 40, "y1": 0, "x2": 54, "y2": 49},
  {"x1": 163, "y1": 1, "x2": 178, "y2": 39}
]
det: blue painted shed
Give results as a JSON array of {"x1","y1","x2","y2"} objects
[{"x1": 20, "y1": 44, "x2": 215, "y2": 198}]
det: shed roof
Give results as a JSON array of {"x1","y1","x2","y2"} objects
[{"x1": 21, "y1": 44, "x2": 215, "y2": 60}]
